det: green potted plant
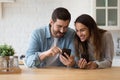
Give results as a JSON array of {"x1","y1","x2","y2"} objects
[
  {"x1": 0, "y1": 44, "x2": 15, "y2": 72},
  {"x1": 0, "y1": 44, "x2": 15, "y2": 56}
]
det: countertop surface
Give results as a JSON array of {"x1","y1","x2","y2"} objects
[{"x1": 0, "y1": 65, "x2": 120, "y2": 80}]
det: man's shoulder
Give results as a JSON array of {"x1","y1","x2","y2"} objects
[
  {"x1": 64, "y1": 27, "x2": 75, "y2": 38},
  {"x1": 67, "y1": 27, "x2": 75, "y2": 33},
  {"x1": 33, "y1": 26, "x2": 48, "y2": 33},
  {"x1": 30, "y1": 26, "x2": 49, "y2": 37}
]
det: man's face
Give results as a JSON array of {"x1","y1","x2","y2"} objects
[{"x1": 50, "y1": 19, "x2": 70, "y2": 38}]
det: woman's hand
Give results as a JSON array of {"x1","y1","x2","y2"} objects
[
  {"x1": 86, "y1": 61, "x2": 98, "y2": 69},
  {"x1": 77, "y1": 59, "x2": 98, "y2": 69},
  {"x1": 78, "y1": 58, "x2": 88, "y2": 69},
  {"x1": 59, "y1": 53, "x2": 75, "y2": 67}
]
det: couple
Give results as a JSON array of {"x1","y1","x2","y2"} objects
[{"x1": 25, "y1": 7, "x2": 114, "y2": 69}]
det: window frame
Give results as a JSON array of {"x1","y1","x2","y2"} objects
[{"x1": 93, "y1": 0, "x2": 120, "y2": 30}]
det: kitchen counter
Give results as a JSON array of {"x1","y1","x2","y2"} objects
[{"x1": 0, "y1": 65, "x2": 120, "y2": 80}]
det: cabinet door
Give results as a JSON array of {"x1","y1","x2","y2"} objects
[
  {"x1": 0, "y1": 0, "x2": 15, "y2": 18},
  {"x1": 0, "y1": 0, "x2": 15, "y2": 2},
  {"x1": 95, "y1": 0, "x2": 119, "y2": 30}
]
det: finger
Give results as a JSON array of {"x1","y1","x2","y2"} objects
[
  {"x1": 61, "y1": 54, "x2": 68, "y2": 61},
  {"x1": 51, "y1": 50, "x2": 56, "y2": 56},
  {"x1": 86, "y1": 62, "x2": 92, "y2": 69},
  {"x1": 87, "y1": 62, "x2": 92, "y2": 65},
  {"x1": 60, "y1": 54, "x2": 69, "y2": 65},
  {"x1": 82, "y1": 60, "x2": 87, "y2": 68},
  {"x1": 59, "y1": 55, "x2": 64, "y2": 62},
  {"x1": 80, "y1": 59, "x2": 87, "y2": 68},
  {"x1": 50, "y1": 47, "x2": 56, "y2": 55},
  {"x1": 54, "y1": 47, "x2": 62, "y2": 53},
  {"x1": 70, "y1": 55, "x2": 74, "y2": 58},
  {"x1": 81, "y1": 59, "x2": 84, "y2": 68},
  {"x1": 64, "y1": 52, "x2": 70, "y2": 59},
  {"x1": 53, "y1": 47, "x2": 60, "y2": 53},
  {"x1": 59, "y1": 55, "x2": 66, "y2": 64},
  {"x1": 79, "y1": 59, "x2": 84, "y2": 68},
  {"x1": 58, "y1": 47, "x2": 62, "y2": 53},
  {"x1": 52, "y1": 47, "x2": 61, "y2": 55},
  {"x1": 69, "y1": 55, "x2": 74, "y2": 61},
  {"x1": 78, "y1": 59, "x2": 82, "y2": 67}
]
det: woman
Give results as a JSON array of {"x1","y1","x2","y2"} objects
[{"x1": 74, "y1": 14, "x2": 114, "y2": 69}]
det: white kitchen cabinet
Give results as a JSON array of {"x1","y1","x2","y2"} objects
[
  {"x1": 0, "y1": 0, "x2": 15, "y2": 18},
  {"x1": 0, "y1": 0, "x2": 15, "y2": 2},
  {"x1": 93, "y1": 0, "x2": 120, "y2": 30}
]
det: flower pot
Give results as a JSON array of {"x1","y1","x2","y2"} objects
[{"x1": 0, "y1": 56, "x2": 19, "y2": 72}]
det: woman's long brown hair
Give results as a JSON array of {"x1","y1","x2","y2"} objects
[{"x1": 74, "y1": 14, "x2": 106, "y2": 60}]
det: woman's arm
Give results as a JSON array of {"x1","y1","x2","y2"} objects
[{"x1": 95, "y1": 31, "x2": 114, "y2": 68}]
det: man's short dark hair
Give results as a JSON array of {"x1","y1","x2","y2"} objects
[{"x1": 52, "y1": 7, "x2": 71, "y2": 22}]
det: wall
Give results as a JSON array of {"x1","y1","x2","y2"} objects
[
  {"x1": 0, "y1": 0, "x2": 93, "y2": 55},
  {"x1": 111, "y1": 30, "x2": 120, "y2": 54},
  {"x1": 111, "y1": 30, "x2": 120, "y2": 66},
  {"x1": 0, "y1": 0, "x2": 120, "y2": 66}
]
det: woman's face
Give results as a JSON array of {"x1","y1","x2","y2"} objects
[{"x1": 75, "y1": 22, "x2": 90, "y2": 42}]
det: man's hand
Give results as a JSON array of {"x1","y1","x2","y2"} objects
[
  {"x1": 39, "y1": 46, "x2": 62, "y2": 61},
  {"x1": 59, "y1": 53, "x2": 75, "y2": 67},
  {"x1": 47, "y1": 46, "x2": 62, "y2": 56}
]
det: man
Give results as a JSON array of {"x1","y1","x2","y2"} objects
[{"x1": 25, "y1": 7, "x2": 75, "y2": 68}]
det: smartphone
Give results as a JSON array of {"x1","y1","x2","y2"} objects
[
  {"x1": 62, "y1": 48, "x2": 71, "y2": 59},
  {"x1": 81, "y1": 53, "x2": 89, "y2": 63}
]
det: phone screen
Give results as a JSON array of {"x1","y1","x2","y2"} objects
[{"x1": 62, "y1": 48, "x2": 71, "y2": 59}]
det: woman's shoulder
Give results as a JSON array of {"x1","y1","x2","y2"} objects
[
  {"x1": 66, "y1": 27, "x2": 75, "y2": 36},
  {"x1": 103, "y1": 31, "x2": 112, "y2": 37},
  {"x1": 102, "y1": 31, "x2": 113, "y2": 40}
]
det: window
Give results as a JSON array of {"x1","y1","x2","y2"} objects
[{"x1": 95, "y1": 0, "x2": 119, "y2": 30}]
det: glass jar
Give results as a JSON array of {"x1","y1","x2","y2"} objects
[{"x1": 13, "y1": 56, "x2": 19, "y2": 67}]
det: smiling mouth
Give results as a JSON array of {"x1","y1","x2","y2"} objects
[
  {"x1": 59, "y1": 33, "x2": 64, "y2": 36},
  {"x1": 80, "y1": 36, "x2": 85, "y2": 41},
  {"x1": 80, "y1": 37, "x2": 84, "y2": 39},
  {"x1": 57, "y1": 33, "x2": 64, "y2": 37}
]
